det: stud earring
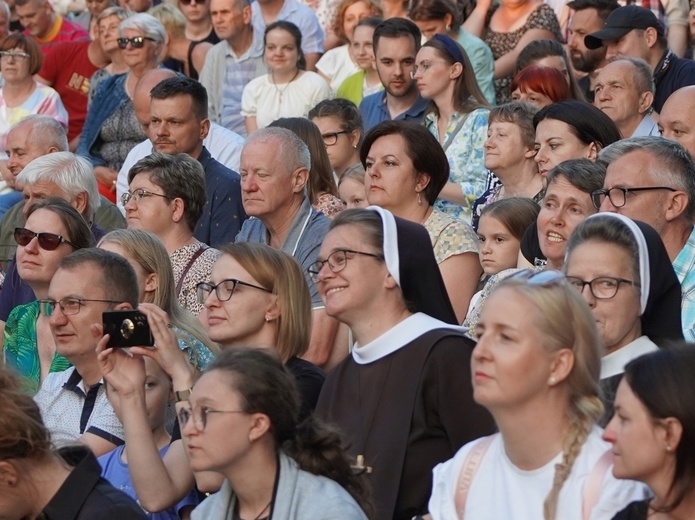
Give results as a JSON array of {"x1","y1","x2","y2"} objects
[
  {"x1": 548, "y1": 376, "x2": 557, "y2": 386},
  {"x1": 666, "y1": 445, "x2": 673, "y2": 452}
]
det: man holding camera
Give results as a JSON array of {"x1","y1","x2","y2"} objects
[{"x1": 34, "y1": 249, "x2": 139, "y2": 457}]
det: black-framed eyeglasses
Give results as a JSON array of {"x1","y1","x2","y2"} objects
[
  {"x1": 307, "y1": 249, "x2": 384, "y2": 283},
  {"x1": 321, "y1": 130, "x2": 351, "y2": 146},
  {"x1": 180, "y1": 0, "x2": 207, "y2": 5},
  {"x1": 0, "y1": 51, "x2": 29, "y2": 60},
  {"x1": 38, "y1": 298, "x2": 124, "y2": 317},
  {"x1": 196, "y1": 278, "x2": 272, "y2": 304},
  {"x1": 14, "y1": 227, "x2": 76, "y2": 250},
  {"x1": 565, "y1": 276, "x2": 640, "y2": 300},
  {"x1": 117, "y1": 36, "x2": 157, "y2": 49},
  {"x1": 177, "y1": 405, "x2": 245, "y2": 431},
  {"x1": 121, "y1": 188, "x2": 170, "y2": 206},
  {"x1": 590, "y1": 186, "x2": 677, "y2": 210}
]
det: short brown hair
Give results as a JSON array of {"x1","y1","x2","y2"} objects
[{"x1": 0, "y1": 32, "x2": 42, "y2": 75}]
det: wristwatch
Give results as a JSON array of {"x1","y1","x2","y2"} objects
[{"x1": 174, "y1": 387, "x2": 193, "y2": 403}]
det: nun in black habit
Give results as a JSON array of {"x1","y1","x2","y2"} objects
[
  {"x1": 564, "y1": 212, "x2": 683, "y2": 426},
  {"x1": 313, "y1": 207, "x2": 495, "y2": 520}
]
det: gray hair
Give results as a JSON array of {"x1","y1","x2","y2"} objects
[
  {"x1": 246, "y1": 127, "x2": 311, "y2": 173},
  {"x1": 606, "y1": 56, "x2": 655, "y2": 95},
  {"x1": 599, "y1": 136, "x2": 695, "y2": 220},
  {"x1": 12, "y1": 115, "x2": 69, "y2": 152},
  {"x1": 96, "y1": 5, "x2": 133, "y2": 25},
  {"x1": 0, "y1": 1, "x2": 10, "y2": 22},
  {"x1": 119, "y1": 12, "x2": 166, "y2": 43},
  {"x1": 17, "y1": 152, "x2": 100, "y2": 221}
]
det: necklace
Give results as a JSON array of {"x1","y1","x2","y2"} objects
[
  {"x1": 271, "y1": 69, "x2": 300, "y2": 105},
  {"x1": 251, "y1": 500, "x2": 271, "y2": 520}
]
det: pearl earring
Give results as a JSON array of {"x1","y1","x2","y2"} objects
[{"x1": 549, "y1": 376, "x2": 557, "y2": 385}]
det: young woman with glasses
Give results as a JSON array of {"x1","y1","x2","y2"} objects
[
  {"x1": 95, "y1": 242, "x2": 324, "y2": 513},
  {"x1": 564, "y1": 213, "x2": 683, "y2": 425},
  {"x1": 314, "y1": 207, "x2": 495, "y2": 519},
  {"x1": 3, "y1": 198, "x2": 94, "y2": 393},
  {"x1": 428, "y1": 270, "x2": 645, "y2": 519},
  {"x1": 183, "y1": 348, "x2": 371, "y2": 519},
  {"x1": 309, "y1": 98, "x2": 363, "y2": 178}
]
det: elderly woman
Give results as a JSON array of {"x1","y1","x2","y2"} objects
[
  {"x1": 78, "y1": 13, "x2": 166, "y2": 203},
  {"x1": 429, "y1": 270, "x2": 645, "y2": 519},
  {"x1": 472, "y1": 101, "x2": 542, "y2": 229},
  {"x1": 361, "y1": 120, "x2": 482, "y2": 322},
  {"x1": 414, "y1": 34, "x2": 490, "y2": 224},
  {"x1": 89, "y1": 7, "x2": 132, "y2": 102},
  {"x1": 0, "y1": 368, "x2": 146, "y2": 518},
  {"x1": 604, "y1": 346, "x2": 695, "y2": 520},
  {"x1": 0, "y1": 34, "x2": 67, "y2": 150},
  {"x1": 123, "y1": 152, "x2": 220, "y2": 316},
  {"x1": 564, "y1": 213, "x2": 683, "y2": 424},
  {"x1": 314, "y1": 207, "x2": 495, "y2": 519},
  {"x1": 2, "y1": 198, "x2": 94, "y2": 394}
]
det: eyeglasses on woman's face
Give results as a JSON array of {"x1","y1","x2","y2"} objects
[
  {"x1": 121, "y1": 188, "x2": 169, "y2": 206},
  {"x1": 117, "y1": 36, "x2": 157, "y2": 49},
  {"x1": 565, "y1": 276, "x2": 640, "y2": 300},
  {"x1": 308, "y1": 249, "x2": 383, "y2": 283},
  {"x1": 196, "y1": 278, "x2": 272, "y2": 304},
  {"x1": 14, "y1": 227, "x2": 75, "y2": 250},
  {"x1": 177, "y1": 405, "x2": 245, "y2": 431},
  {"x1": 0, "y1": 51, "x2": 29, "y2": 61}
]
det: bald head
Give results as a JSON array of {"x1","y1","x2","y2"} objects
[
  {"x1": 133, "y1": 68, "x2": 178, "y2": 129},
  {"x1": 659, "y1": 86, "x2": 695, "y2": 158}
]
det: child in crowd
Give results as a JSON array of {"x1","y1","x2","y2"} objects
[
  {"x1": 338, "y1": 163, "x2": 369, "y2": 209},
  {"x1": 337, "y1": 17, "x2": 383, "y2": 105},
  {"x1": 99, "y1": 357, "x2": 200, "y2": 520}
]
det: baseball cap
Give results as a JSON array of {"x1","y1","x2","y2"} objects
[{"x1": 584, "y1": 5, "x2": 664, "y2": 50}]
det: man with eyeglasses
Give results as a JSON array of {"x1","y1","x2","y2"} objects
[
  {"x1": 236, "y1": 127, "x2": 341, "y2": 369},
  {"x1": 15, "y1": 0, "x2": 88, "y2": 53},
  {"x1": 359, "y1": 18, "x2": 428, "y2": 132},
  {"x1": 33, "y1": 248, "x2": 139, "y2": 457},
  {"x1": 596, "y1": 136, "x2": 695, "y2": 340}
]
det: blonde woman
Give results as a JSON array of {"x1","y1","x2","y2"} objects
[{"x1": 429, "y1": 271, "x2": 646, "y2": 519}]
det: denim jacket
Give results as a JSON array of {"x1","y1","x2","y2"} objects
[{"x1": 76, "y1": 73, "x2": 129, "y2": 167}]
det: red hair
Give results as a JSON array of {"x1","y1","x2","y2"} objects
[{"x1": 511, "y1": 66, "x2": 571, "y2": 103}]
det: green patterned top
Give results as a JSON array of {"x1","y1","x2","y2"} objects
[{"x1": 3, "y1": 301, "x2": 71, "y2": 394}]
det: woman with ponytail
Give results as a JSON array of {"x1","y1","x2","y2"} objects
[
  {"x1": 428, "y1": 270, "x2": 646, "y2": 519},
  {"x1": 185, "y1": 348, "x2": 371, "y2": 519}
]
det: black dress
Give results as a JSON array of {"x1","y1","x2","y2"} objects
[{"x1": 612, "y1": 499, "x2": 649, "y2": 519}]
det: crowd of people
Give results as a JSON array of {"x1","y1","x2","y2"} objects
[{"x1": 1, "y1": 0, "x2": 695, "y2": 518}]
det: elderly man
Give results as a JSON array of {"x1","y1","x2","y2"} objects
[
  {"x1": 595, "y1": 136, "x2": 695, "y2": 340},
  {"x1": 236, "y1": 127, "x2": 339, "y2": 367},
  {"x1": 200, "y1": 0, "x2": 266, "y2": 136},
  {"x1": 658, "y1": 86, "x2": 695, "y2": 158},
  {"x1": 34, "y1": 248, "x2": 139, "y2": 456},
  {"x1": 594, "y1": 57, "x2": 658, "y2": 138},
  {"x1": 0, "y1": 152, "x2": 125, "y2": 336},
  {"x1": 585, "y1": 5, "x2": 695, "y2": 113},
  {"x1": 15, "y1": 0, "x2": 88, "y2": 53}
]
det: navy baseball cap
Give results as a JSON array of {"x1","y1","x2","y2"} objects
[{"x1": 585, "y1": 5, "x2": 664, "y2": 50}]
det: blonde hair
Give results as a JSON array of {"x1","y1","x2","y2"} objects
[
  {"x1": 98, "y1": 229, "x2": 219, "y2": 356},
  {"x1": 497, "y1": 277, "x2": 603, "y2": 520},
  {"x1": 219, "y1": 243, "x2": 311, "y2": 363},
  {"x1": 149, "y1": 3, "x2": 185, "y2": 40}
]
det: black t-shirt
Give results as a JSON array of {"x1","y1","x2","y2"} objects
[{"x1": 520, "y1": 221, "x2": 546, "y2": 267}]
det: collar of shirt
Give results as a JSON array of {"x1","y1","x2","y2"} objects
[{"x1": 225, "y1": 28, "x2": 264, "y2": 61}]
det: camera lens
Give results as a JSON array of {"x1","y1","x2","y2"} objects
[{"x1": 120, "y1": 318, "x2": 135, "y2": 339}]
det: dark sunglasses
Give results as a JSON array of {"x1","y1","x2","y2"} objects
[
  {"x1": 117, "y1": 36, "x2": 157, "y2": 49},
  {"x1": 180, "y1": 0, "x2": 207, "y2": 5},
  {"x1": 14, "y1": 227, "x2": 76, "y2": 251}
]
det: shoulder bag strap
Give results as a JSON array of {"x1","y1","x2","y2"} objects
[
  {"x1": 582, "y1": 449, "x2": 613, "y2": 520},
  {"x1": 176, "y1": 244, "x2": 209, "y2": 296},
  {"x1": 453, "y1": 435, "x2": 494, "y2": 518},
  {"x1": 441, "y1": 111, "x2": 473, "y2": 153}
]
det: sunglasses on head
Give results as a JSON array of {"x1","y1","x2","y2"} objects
[
  {"x1": 117, "y1": 36, "x2": 157, "y2": 49},
  {"x1": 14, "y1": 227, "x2": 76, "y2": 251}
]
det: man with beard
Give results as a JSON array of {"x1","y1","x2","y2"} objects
[
  {"x1": 359, "y1": 18, "x2": 428, "y2": 132},
  {"x1": 567, "y1": 0, "x2": 619, "y2": 101}
]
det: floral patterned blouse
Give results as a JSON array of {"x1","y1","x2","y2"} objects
[
  {"x1": 426, "y1": 107, "x2": 490, "y2": 225},
  {"x1": 423, "y1": 209, "x2": 479, "y2": 265},
  {"x1": 484, "y1": 3, "x2": 563, "y2": 104},
  {"x1": 313, "y1": 192, "x2": 346, "y2": 219}
]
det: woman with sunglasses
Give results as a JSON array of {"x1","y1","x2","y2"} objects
[
  {"x1": 604, "y1": 346, "x2": 695, "y2": 520},
  {"x1": 429, "y1": 270, "x2": 645, "y2": 519},
  {"x1": 78, "y1": 13, "x2": 166, "y2": 203},
  {"x1": 0, "y1": 33, "x2": 68, "y2": 153},
  {"x1": 241, "y1": 21, "x2": 331, "y2": 134},
  {"x1": 92, "y1": 242, "x2": 325, "y2": 513},
  {"x1": 314, "y1": 207, "x2": 495, "y2": 520},
  {"x1": 564, "y1": 213, "x2": 683, "y2": 425},
  {"x1": 3, "y1": 198, "x2": 94, "y2": 393}
]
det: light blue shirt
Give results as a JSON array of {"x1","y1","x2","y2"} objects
[
  {"x1": 359, "y1": 91, "x2": 429, "y2": 132},
  {"x1": 456, "y1": 30, "x2": 496, "y2": 106},
  {"x1": 673, "y1": 226, "x2": 695, "y2": 340},
  {"x1": 251, "y1": 0, "x2": 324, "y2": 55}
]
